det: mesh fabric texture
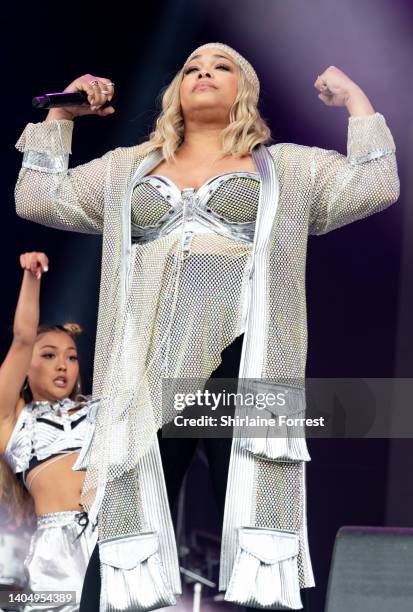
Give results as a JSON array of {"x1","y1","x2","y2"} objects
[{"x1": 14, "y1": 112, "x2": 399, "y2": 591}]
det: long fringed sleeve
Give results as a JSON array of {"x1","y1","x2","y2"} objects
[
  {"x1": 309, "y1": 112, "x2": 400, "y2": 235},
  {"x1": 14, "y1": 120, "x2": 112, "y2": 234}
]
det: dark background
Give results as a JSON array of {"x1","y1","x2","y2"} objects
[{"x1": 2, "y1": 1, "x2": 413, "y2": 610}]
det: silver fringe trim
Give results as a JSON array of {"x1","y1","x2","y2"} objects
[
  {"x1": 224, "y1": 527, "x2": 303, "y2": 610},
  {"x1": 235, "y1": 380, "x2": 311, "y2": 462},
  {"x1": 97, "y1": 437, "x2": 181, "y2": 611},
  {"x1": 240, "y1": 434, "x2": 310, "y2": 463},
  {"x1": 99, "y1": 532, "x2": 177, "y2": 611}
]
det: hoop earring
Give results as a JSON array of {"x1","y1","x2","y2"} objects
[{"x1": 74, "y1": 379, "x2": 81, "y2": 398}]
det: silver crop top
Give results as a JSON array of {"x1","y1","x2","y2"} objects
[
  {"x1": 3, "y1": 398, "x2": 99, "y2": 484},
  {"x1": 130, "y1": 171, "x2": 260, "y2": 245}
]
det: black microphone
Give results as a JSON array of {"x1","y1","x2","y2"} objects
[{"x1": 32, "y1": 90, "x2": 116, "y2": 109}]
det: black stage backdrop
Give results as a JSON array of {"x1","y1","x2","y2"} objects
[{"x1": 2, "y1": 2, "x2": 413, "y2": 610}]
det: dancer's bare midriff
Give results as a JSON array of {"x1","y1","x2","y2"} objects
[{"x1": 26, "y1": 452, "x2": 85, "y2": 515}]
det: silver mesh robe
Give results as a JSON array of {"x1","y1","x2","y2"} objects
[{"x1": 14, "y1": 113, "x2": 399, "y2": 610}]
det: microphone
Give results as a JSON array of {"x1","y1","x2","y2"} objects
[{"x1": 32, "y1": 90, "x2": 116, "y2": 109}]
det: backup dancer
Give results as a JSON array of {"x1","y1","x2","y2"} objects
[{"x1": 0, "y1": 252, "x2": 98, "y2": 611}]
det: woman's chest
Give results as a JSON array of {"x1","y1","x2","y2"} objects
[
  {"x1": 150, "y1": 156, "x2": 257, "y2": 192},
  {"x1": 7, "y1": 406, "x2": 88, "y2": 462},
  {"x1": 130, "y1": 171, "x2": 261, "y2": 242}
]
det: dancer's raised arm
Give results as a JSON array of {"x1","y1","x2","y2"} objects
[{"x1": 0, "y1": 252, "x2": 48, "y2": 449}]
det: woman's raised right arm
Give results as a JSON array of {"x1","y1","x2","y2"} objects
[
  {"x1": 0, "y1": 253, "x2": 48, "y2": 452},
  {"x1": 15, "y1": 74, "x2": 115, "y2": 235}
]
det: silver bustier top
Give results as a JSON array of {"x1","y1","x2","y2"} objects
[
  {"x1": 3, "y1": 398, "x2": 99, "y2": 475},
  {"x1": 130, "y1": 171, "x2": 260, "y2": 245}
]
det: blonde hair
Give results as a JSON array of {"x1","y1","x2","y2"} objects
[
  {"x1": 139, "y1": 60, "x2": 271, "y2": 162},
  {"x1": 59, "y1": 322, "x2": 83, "y2": 336},
  {"x1": 0, "y1": 458, "x2": 35, "y2": 528}
]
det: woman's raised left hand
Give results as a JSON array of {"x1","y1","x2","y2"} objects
[
  {"x1": 315, "y1": 66, "x2": 375, "y2": 116},
  {"x1": 19, "y1": 252, "x2": 49, "y2": 280}
]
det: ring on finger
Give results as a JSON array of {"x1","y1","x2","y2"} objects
[{"x1": 89, "y1": 80, "x2": 100, "y2": 86}]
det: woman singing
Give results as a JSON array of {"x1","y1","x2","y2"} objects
[
  {"x1": 14, "y1": 43, "x2": 399, "y2": 611},
  {"x1": 0, "y1": 252, "x2": 98, "y2": 611}
]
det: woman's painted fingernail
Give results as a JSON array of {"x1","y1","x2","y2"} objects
[{"x1": 44, "y1": 266, "x2": 49, "y2": 272}]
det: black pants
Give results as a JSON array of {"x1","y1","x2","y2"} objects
[{"x1": 79, "y1": 335, "x2": 244, "y2": 611}]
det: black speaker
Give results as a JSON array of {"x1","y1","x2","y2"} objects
[{"x1": 325, "y1": 526, "x2": 413, "y2": 612}]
